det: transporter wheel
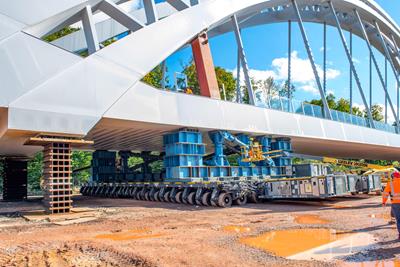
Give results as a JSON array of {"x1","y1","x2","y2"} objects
[
  {"x1": 175, "y1": 191, "x2": 183, "y2": 203},
  {"x1": 248, "y1": 192, "x2": 259, "y2": 203},
  {"x1": 233, "y1": 195, "x2": 247, "y2": 206},
  {"x1": 182, "y1": 194, "x2": 189, "y2": 204},
  {"x1": 153, "y1": 190, "x2": 160, "y2": 201},
  {"x1": 144, "y1": 191, "x2": 150, "y2": 201},
  {"x1": 201, "y1": 192, "x2": 211, "y2": 206},
  {"x1": 187, "y1": 192, "x2": 196, "y2": 205},
  {"x1": 138, "y1": 189, "x2": 146, "y2": 200},
  {"x1": 217, "y1": 193, "x2": 232, "y2": 208},
  {"x1": 164, "y1": 191, "x2": 171, "y2": 202},
  {"x1": 149, "y1": 190, "x2": 156, "y2": 201}
]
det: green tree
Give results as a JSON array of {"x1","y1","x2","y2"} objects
[
  {"x1": 182, "y1": 61, "x2": 236, "y2": 100},
  {"x1": 28, "y1": 152, "x2": 43, "y2": 194},
  {"x1": 279, "y1": 80, "x2": 296, "y2": 99},
  {"x1": 142, "y1": 64, "x2": 166, "y2": 88},
  {"x1": 368, "y1": 104, "x2": 384, "y2": 122},
  {"x1": 72, "y1": 151, "x2": 92, "y2": 186},
  {"x1": 43, "y1": 26, "x2": 79, "y2": 42},
  {"x1": 308, "y1": 93, "x2": 336, "y2": 109}
]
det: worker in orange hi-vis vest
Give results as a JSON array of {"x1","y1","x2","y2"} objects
[{"x1": 383, "y1": 171, "x2": 400, "y2": 240}]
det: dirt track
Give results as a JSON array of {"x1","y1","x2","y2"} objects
[{"x1": 0, "y1": 195, "x2": 399, "y2": 267}]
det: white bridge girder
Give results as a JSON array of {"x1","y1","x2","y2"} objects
[{"x1": 0, "y1": 0, "x2": 400, "y2": 159}]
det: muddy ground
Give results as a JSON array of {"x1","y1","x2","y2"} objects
[{"x1": 0, "y1": 195, "x2": 398, "y2": 267}]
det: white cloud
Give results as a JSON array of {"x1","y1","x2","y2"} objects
[
  {"x1": 300, "y1": 84, "x2": 319, "y2": 95},
  {"x1": 232, "y1": 51, "x2": 341, "y2": 96}
]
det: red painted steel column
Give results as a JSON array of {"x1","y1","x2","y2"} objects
[{"x1": 191, "y1": 32, "x2": 221, "y2": 99}]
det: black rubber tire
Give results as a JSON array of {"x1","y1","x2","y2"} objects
[
  {"x1": 187, "y1": 192, "x2": 196, "y2": 205},
  {"x1": 182, "y1": 194, "x2": 189, "y2": 204},
  {"x1": 233, "y1": 195, "x2": 248, "y2": 206},
  {"x1": 201, "y1": 192, "x2": 211, "y2": 206},
  {"x1": 175, "y1": 191, "x2": 183, "y2": 203},
  {"x1": 139, "y1": 189, "x2": 146, "y2": 200},
  {"x1": 217, "y1": 193, "x2": 233, "y2": 208},
  {"x1": 148, "y1": 190, "x2": 155, "y2": 201},
  {"x1": 153, "y1": 191, "x2": 160, "y2": 201},
  {"x1": 248, "y1": 192, "x2": 259, "y2": 203},
  {"x1": 164, "y1": 191, "x2": 171, "y2": 202},
  {"x1": 144, "y1": 191, "x2": 150, "y2": 201},
  {"x1": 170, "y1": 192, "x2": 177, "y2": 203}
]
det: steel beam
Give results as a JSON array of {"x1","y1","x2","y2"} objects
[
  {"x1": 99, "y1": 0, "x2": 145, "y2": 32},
  {"x1": 143, "y1": 0, "x2": 158, "y2": 24},
  {"x1": 323, "y1": 21, "x2": 327, "y2": 94},
  {"x1": 292, "y1": 0, "x2": 331, "y2": 119},
  {"x1": 167, "y1": 0, "x2": 190, "y2": 11},
  {"x1": 288, "y1": 20, "x2": 292, "y2": 98},
  {"x1": 191, "y1": 32, "x2": 221, "y2": 99},
  {"x1": 350, "y1": 30, "x2": 353, "y2": 115},
  {"x1": 369, "y1": 52, "x2": 372, "y2": 108},
  {"x1": 354, "y1": 9, "x2": 398, "y2": 131},
  {"x1": 391, "y1": 34, "x2": 400, "y2": 59},
  {"x1": 161, "y1": 60, "x2": 167, "y2": 89},
  {"x1": 232, "y1": 14, "x2": 255, "y2": 105},
  {"x1": 328, "y1": 2, "x2": 374, "y2": 128},
  {"x1": 236, "y1": 49, "x2": 242, "y2": 103},
  {"x1": 82, "y1": 6, "x2": 100, "y2": 54},
  {"x1": 375, "y1": 22, "x2": 400, "y2": 127},
  {"x1": 385, "y1": 59, "x2": 388, "y2": 123}
]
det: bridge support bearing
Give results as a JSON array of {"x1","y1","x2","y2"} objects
[
  {"x1": 43, "y1": 143, "x2": 73, "y2": 214},
  {"x1": 191, "y1": 32, "x2": 221, "y2": 99},
  {"x1": 2, "y1": 159, "x2": 28, "y2": 201}
]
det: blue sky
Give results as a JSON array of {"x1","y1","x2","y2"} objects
[{"x1": 163, "y1": 0, "x2": 400, "y2": 122}]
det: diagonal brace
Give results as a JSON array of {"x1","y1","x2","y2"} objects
[
  {"x1": 292, "y1": 0, "x2": 331, "y2": 119},
  {"x1": 328, "y1": 2, "x2": 374, "y2": 128},
  {"x1": 232, "y1": 14, "x2": 255, "y2": 105},
  {"x1": 356, "y1": 12, "x2": 399, "y2": 132},
  {"x1": 166, "y1": 0, "x2": 190, "y2": 11},
  {"x1": 82, "y1": 5, "x2": 100, "y2": 55},
  {"x1": 99, "y1": 0, "x2": 145, "y2": 32}
]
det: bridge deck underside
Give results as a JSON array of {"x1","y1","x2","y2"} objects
[{"x1": 86, "y1": 118, "x2": 400, "y2": 161}]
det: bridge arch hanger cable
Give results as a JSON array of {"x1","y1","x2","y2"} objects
[
  {"x1": 375, "y1": 21, "x2": 400, "y2": 129},
  {"x1": 291, "y1": 0, "x2": 332, "y2": 120},
  {"x1": 353, "y1": 8, "x2": 400, "y2": 133},
  {"x1": 327, "y1": 0, "x2": 375, "y2": 129}
]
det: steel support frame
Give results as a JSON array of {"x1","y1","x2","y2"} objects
[
  {"x1": 236, "y1": 49, "x2": 242, "y2": 103},
  {"x1": 369, "y1": 52, "x2": 372, "y2": 108},
  {"x1": 292, "y1": 0, "x2": 331, "y2": 119},
  {"x1": 354, "y1": 9, "x2": 398, "y2": 131},
  {"x1": 232, "y1": 14, "x2": 255, "y2": 105},
  {"x1": 392, "y1": 34, "x2": 400, "y2": 124},
  {"x1": 288, "y1": 20, "x2": 292, "y2": 111},
  {"x1": 385, "y1": 59, "x2": 388, "y2": 123},
  {"x1": 143, "y1": 0, "x2": 158, "y2": 24},
  {"x1": 328, "y1": 2, "x2": 374, "y2": 128},
  {"x1": 375, "y1": 21, "x2": 400, "y2": 127},
  {"x1": 161, "y1": 60, "x2": 167, "y2": 89},
  {"x1": 349, "y1": 30, "x2": 353, "y2": 115},
  {"x1": 99, "y1": 0, "x2": 145, "y2": 32},
  {"x1": 323, "y1": 21, "x2": 327, "y2": 94},
  {"x1": 166, "y1": 0, "x2": 190, "y2": 11},
  {"x1": 82, "y1": 5, "x2": 100, "y2": 55}
]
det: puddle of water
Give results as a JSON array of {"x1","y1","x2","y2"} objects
[
  {"x1": 95, "y1": 229, "x2": 164, "y2": 241},
  {"x1": 294, "y1": 214, "x2": 330, "y2": 225},
  {"x1": 341, "y1": 260, "x2": 400, "y2": 267},
  {"x1": 223, "y1": 225, "x2": 251, "y2": 233},
  {"x1": 240, "y1": 228, "x2": 349, "y2": 257}
]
